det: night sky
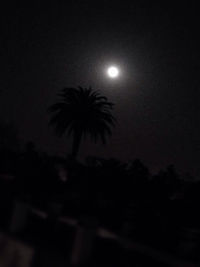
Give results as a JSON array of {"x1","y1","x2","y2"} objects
[{"x1": 0, "y1": 2, "x2": 199, "y2": 175}]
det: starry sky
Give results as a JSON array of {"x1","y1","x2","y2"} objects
[{"x1": 0, "y1": 2, "x2": 199, "y2": 175}]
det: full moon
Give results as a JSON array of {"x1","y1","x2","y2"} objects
[{"x1": 107, "y1": 66, "x2": 119, "y2": 78}]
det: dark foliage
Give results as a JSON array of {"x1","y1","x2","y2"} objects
[{"x1": 48, "y1": 86, "x2": 115, "y2": 158}]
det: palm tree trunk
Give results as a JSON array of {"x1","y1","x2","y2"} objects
[{"x1": 71, "y1": 131, "x2": 82, "y2": 159}]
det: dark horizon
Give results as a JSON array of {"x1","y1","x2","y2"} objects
[{"x1": 0, "y1": 2, "x2": 199, "y2": 176}]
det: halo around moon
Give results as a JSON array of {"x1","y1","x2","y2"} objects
[{"x1": 107, "y1": 66, "x2": 119, "y2": 78}]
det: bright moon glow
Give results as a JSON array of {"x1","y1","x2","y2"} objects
[{"x1": 107, "y1": 66, "x2": 119, "y2": 78}]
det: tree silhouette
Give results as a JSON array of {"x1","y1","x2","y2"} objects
[{"x1": 48, "y1": 86, "x2": 115, "y2": 159}]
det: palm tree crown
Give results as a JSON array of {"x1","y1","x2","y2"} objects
[{"x1": 48, "y1": 86, "x2": 115, "y2": 158}]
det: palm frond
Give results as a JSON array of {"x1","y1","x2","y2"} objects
[{"x1": 48, "y1": 86, "x2": 115, "y2": 144}]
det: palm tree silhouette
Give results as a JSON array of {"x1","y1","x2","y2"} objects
[{"x1": 48, "y1": 86, "x2": 115, "y2": 159}]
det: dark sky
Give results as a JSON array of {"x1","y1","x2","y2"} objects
[{"x1": 0, "y1": 2, "x2": 199, "y2": 175}]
